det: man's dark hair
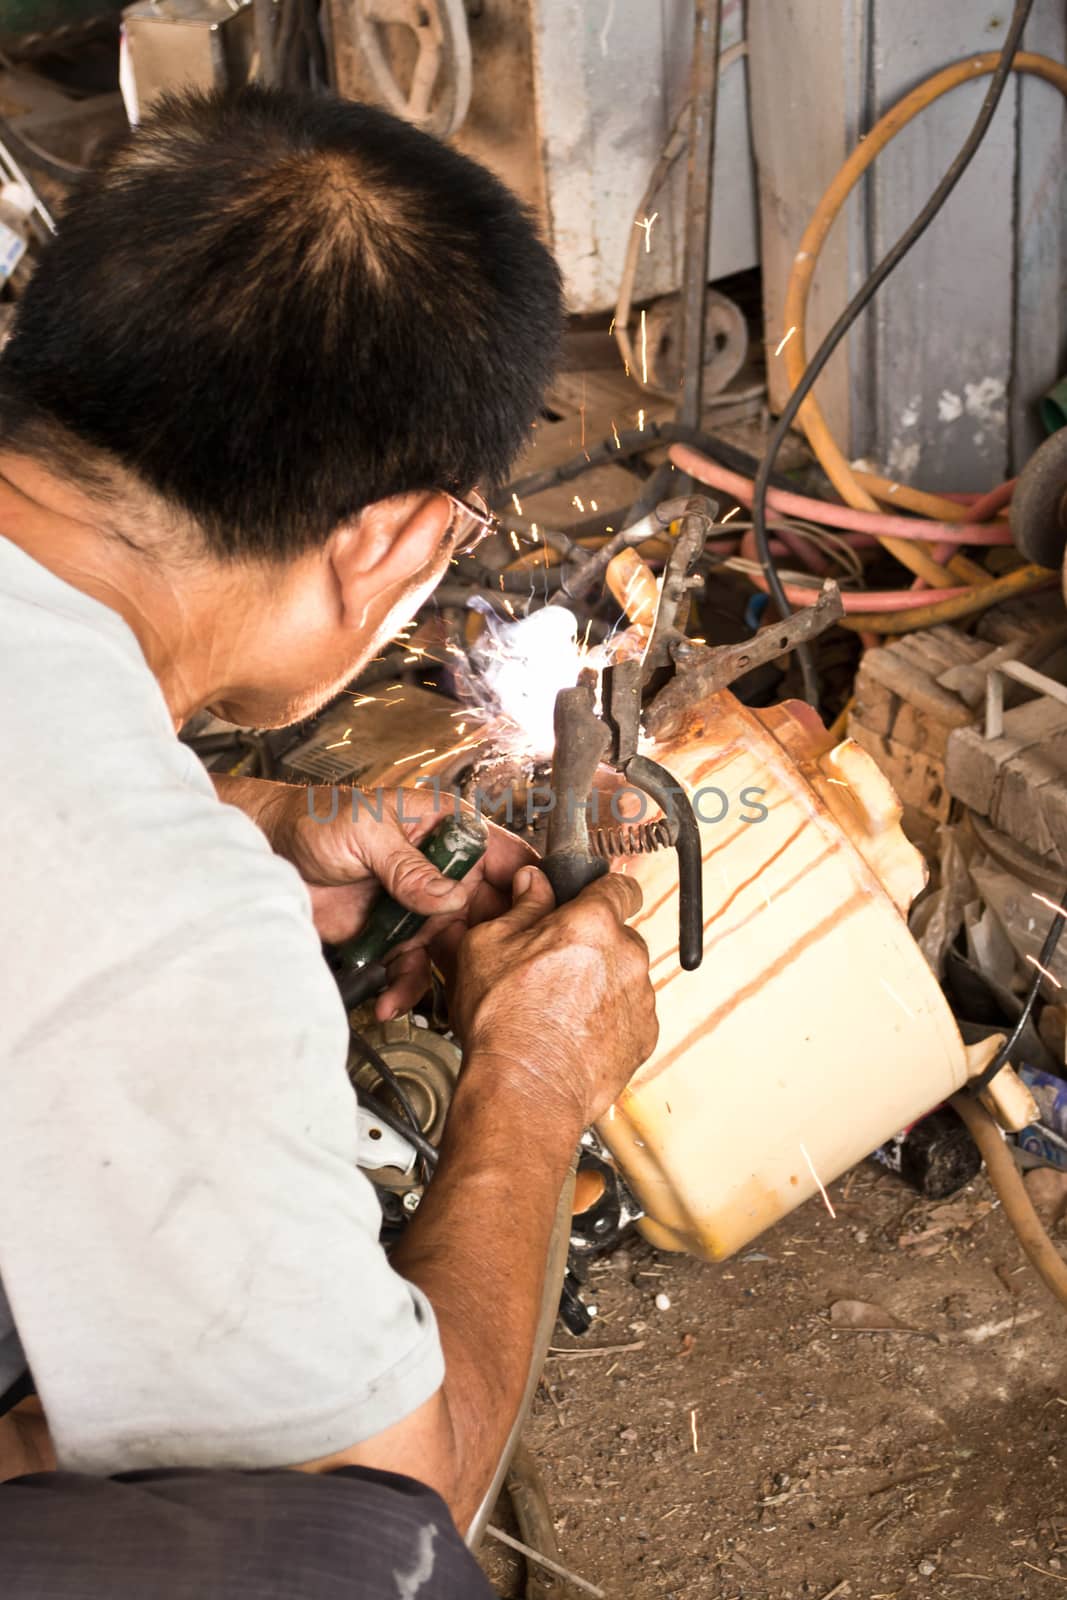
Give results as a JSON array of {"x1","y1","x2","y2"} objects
[{"x1": 0, "y1": 87, "x2": 564, "y2": 560}]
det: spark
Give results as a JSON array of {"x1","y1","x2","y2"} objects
[
  {"x1": 502, "y1": 598, "x2": 516, "y2": 617},
  {"x1": 611, "y1": 419, "x2": 622, "y2": 450},
  {"x1": 1031, "y1": 890, "x2": 1067, "y2": 919},
  {"x1": 325, "y1": 738, "x2": 352, "y2": 749},
  {"x1": 386, "y1": 685, "x2": 404, "y2": 693},
  {"x1": 342, "y1": 727, "x2": 352, "y2": 739},
  {"x1": 590, "y1": 499, "x2": 599, "y2": 512},
  {"x1": 689, "y1": 1408, "x2": 699, "y2": 1453},
  {"x1": 608, "y1": 316, "x2": 616, "y2": 335},
  {"x1": 530, "y1": 522, "x2": 540, "y2": 540},
  {"x1": 392, "y1": 747, "x2": 436, "y2": 766},
  {"x1": 572, "y1": 495, "x2": 586, "y2": 513},
  {"x1": 456, "y1": 721, "x2": 467, "y2": 734},
  {"x1": 403, "y1": 654, "x2": 418, "y2": 663},
  {"x1": 349, "y1": 695, "x2": 378, "y2": 708},
  {"x1": 449, "y1": 709, "x2": 468, "y2": 718},
  {"x1": 640, "y1": 308, "x2": 649, "y2": 384},
  {"x1": 511, "y1": 492, "x2": 524, "y2": 515},
  {"x1": 799, "y1": 1142, "x2": 836, "y2": 1218},
  {"x1": 510, "y1": 530, "x2": 521, "y2": 553},
  {"x1": 635, "y1": 211, "x2": 659, "y2": 253},
  {"x1": 637, "y1": 408, "x2": 646, "y2": 432},
  {"x1": 826, "y1": 777, "x2": 850, "y2": 787},
  {"x1": 774, "y1": 325, "x2": 797, "y2": 357},
  {"x1": 416, "y1": 738, "x2": 480, "y2": 771},
  {"x1": 720, "y1": 505, "x2": 741, "y2": 525},
  {"x1": 624, "y1": 359, "x2": 630, "y2": 378},
  {"x1": 1026, "y1": 953, "x2": 1062, "y2": 988},
  {"x1": 580, "y1": 618, "x2": 594, "y2": 656},
  {"x1": 880, "y1": 976, "x2": 915, "y2": 1019},
  {"x1": 605, "y1": 526, "x2": 614, "y2": 532}
]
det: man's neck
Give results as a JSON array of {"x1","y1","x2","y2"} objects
[{"x1": 0, "y1": 451, "x2": 236, "y2": 726}]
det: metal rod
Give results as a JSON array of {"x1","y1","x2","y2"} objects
[
  {"x1": 677, "y1": 0, "x2": 722, "y2": 430},
  {"x1": 484, "y1": 1525, "x2": 605, "y2": 1600}
]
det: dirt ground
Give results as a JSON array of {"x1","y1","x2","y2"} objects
[{"x1": 480, "y1": 1162, "x2": 1067, "y2": 1600}]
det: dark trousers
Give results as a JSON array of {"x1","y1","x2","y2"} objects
[{"x1": 0, "y1": 1465, "x2": 495, "y2": 1598}]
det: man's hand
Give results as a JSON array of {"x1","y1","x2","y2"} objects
[
  {"x1": 212, "y1": 776, "x2": 536, "y2": 1017},
  {"x1": 449, "y1": 864, "x2": 659, "y2": 1128},
  {"x1": 299, "y1": 864, "x2": 658, "y2": 1528}
]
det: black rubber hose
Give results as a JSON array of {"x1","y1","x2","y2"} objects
[{"x1": 750, "y1": 0, "x2": 1035, "y2": 708}]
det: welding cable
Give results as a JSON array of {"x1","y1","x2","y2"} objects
[
  {"x1": 349, "y1": 1030, "x2": 439, "y2": 1174},
  {"x1": 359, "y1": 1087, "x2": 440, "y2": 1179},
  {"x1": 753, "y1": 0, "x2": 1041, "y2": 701},
  {"x1": 950, "y1": 1091, "x2": 1067, "y2": 1311}
]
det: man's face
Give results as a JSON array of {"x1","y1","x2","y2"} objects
[{"x1": 203, "y1": 497, "x2": 457, "y2": 730}]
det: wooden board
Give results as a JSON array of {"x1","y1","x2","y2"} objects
[{"x1": 946, "y1": 697, "x2": 1067, "y2": 866}]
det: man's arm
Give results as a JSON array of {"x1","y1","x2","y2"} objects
[
  {"x1": 211, "y1": 774, "x2": 536, "y2": 1016},
  {"x1": 294, "y1": 867, "x2": 657, "y2": 1533}
]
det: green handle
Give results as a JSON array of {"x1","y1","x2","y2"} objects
[{"x1": 334, "y1": 812, "x2": 489, "y2": 973}]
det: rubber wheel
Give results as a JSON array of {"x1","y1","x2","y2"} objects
[{"x1": 1011, "y1": 429, "x2": 1067, "y2": 570}]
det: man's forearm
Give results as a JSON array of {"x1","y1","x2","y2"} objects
[
  {"x1": 210, "y1": 773, "x2": 293, "y2": 842},
  {"x1": 389, "y1": 1058, "x2": 580, "y2": 1530}
]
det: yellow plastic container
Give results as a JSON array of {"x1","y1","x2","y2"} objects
[{"x1": 599, "y1": 690, "x2": 979, "y2": 1260}]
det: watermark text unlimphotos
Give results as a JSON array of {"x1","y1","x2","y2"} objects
[{"x1": 305, "y1": 776, "x2": 769, "y2": 828}]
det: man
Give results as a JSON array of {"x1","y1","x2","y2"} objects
[{"x1": 0, "y1": 86, "x2": 658, "y2": 1595}]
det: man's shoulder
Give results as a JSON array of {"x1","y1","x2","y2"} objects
[{"x1": 0, "y1": 563, "x2": 320, "y2": 1038}]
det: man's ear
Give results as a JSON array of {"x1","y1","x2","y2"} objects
[{"x1": 327, "y1": 492, "x2": 452, "y2": 626}]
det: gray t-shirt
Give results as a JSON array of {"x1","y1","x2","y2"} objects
[{"x1": 0, "y1": 535, "x2": 443, "y2": 1474}]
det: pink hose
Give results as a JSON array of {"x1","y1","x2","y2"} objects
[
  {"x1": 739, "y1": 531, "x2": 971, "y2": 612},
  {"x1": 675, "y1": 449, "x2": 1014, "y2": 547}
]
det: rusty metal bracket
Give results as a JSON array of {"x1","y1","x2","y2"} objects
[
  {"x1": 646, "y1": 580, "x2": 845, "y2": 737},
  {"x1": 640, "y1": 494, "x2": 717, "y2": 680}
]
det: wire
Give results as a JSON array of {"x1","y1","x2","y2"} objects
[
  {"x1": 752, "y1": 0, "x2": 1037, "y2": 707},
  {"x1": 359, "y1": 1085, "x2": 440, "y2": 1176},
  {"x1": 970, "y1": 887, "x2": 1067, "y2": 1094},
  {"x1": 349, "y1": 1030, "x2": 439, "y2": 1174}
]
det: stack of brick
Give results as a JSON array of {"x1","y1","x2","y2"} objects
[{"x1": 847, "y1": 625, "x2": 989, "y2": 830}]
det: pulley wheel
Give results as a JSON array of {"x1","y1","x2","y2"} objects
[
  {"x1": 353, "y1": 0, "x2": 472, "y2": 140},
  {"x1": 1011, "y1": 427, "x2": 1067, "y2": 571},
  {"x1": 644, "y1": 288, "x2": 748, "y2": 399}
]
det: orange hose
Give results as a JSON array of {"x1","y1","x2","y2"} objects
[
  {"x1": 951, "y1": 1092, "x2": 1067, "y2": 1311},
  {"x1": 783, "y1": 50, "x2": 1067, "y2": 618}
]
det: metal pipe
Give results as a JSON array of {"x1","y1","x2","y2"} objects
[{"x1": 677, "y1": 0, "x2": 721, "y2": 431}]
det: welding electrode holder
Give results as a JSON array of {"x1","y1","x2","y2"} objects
[
  {"x1": 331, "y1": 812, "x2": 489, "y2": 1009},
  {"x1": 541, "y1": 661, "x2": 705, "y2": 971}
]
